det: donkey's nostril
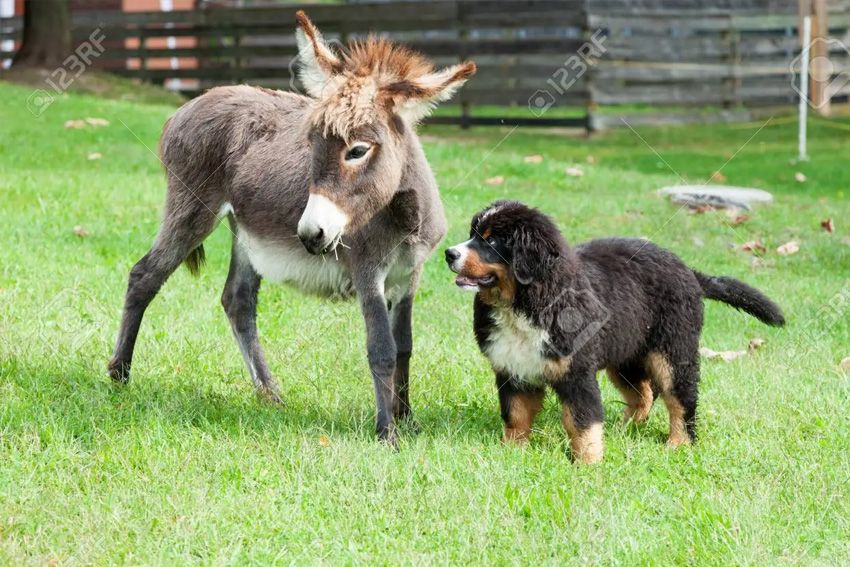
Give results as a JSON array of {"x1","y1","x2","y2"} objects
[{"x1": 445, "y1": 248, "x2": 460, "y2": 263}]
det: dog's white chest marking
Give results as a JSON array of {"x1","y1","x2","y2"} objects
[
  {"x1": 484, "y1": 307, "x2": 551, "y2": 386},
  {"x1": 236, "y1": 226, "x2": 353, "y2": 297}
]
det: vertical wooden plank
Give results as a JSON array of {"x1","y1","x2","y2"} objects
[
  {"x1": 457, "y1": 1, "x2": 470, "y2": 129},
  {"x1": 809, "y1": 0, "x2": 830, "y2": 114}
]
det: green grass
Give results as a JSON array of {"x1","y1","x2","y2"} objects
[{"x1": 1, "y1": 80, "x2": 849, "y2": 564}]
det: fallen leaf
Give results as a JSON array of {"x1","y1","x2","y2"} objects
[
  {"x1": 777, "y1": 240, "x2": 800, "y2": 255},
  {"x1": 64, "y1": 119, "x2": 86, "y2": 129},
  {"x1": 700, "y1": 347, "x2": 747, "y2": 362},
  {"x1": 748, "y1": 338, "x2": 765, "y2": 352},
  {"x1": 688, "y1": 204, "x2": 716, "y2": 215},
  {"x1": 318, "y1": 435, "x2": 331, "y2": 447},
  {"x1": 585, "y1": 155, "x2": 596, "y2": 165},
  {"x1": 710, "y1": 171, "x2": 727, "y2": 183},
  {"x1": 87, "y1": 152, "x2": 102, "y2": 160},
  {"x1": 840, "y1": 357, "x2": 850, "y2": 371},
  {"x1": 751, "y1": 257, "x2": 766, "y2": 269},
  {"x1": 85, "y1": 117, "x2": 110, "y2": 127},
  {"x1": 523, "y1": 154, "x2": 543, "y2": 164},
  {"x1": 740, "y1": 240, "x2": 766, "y2": 254},
  {"x1": 726, "y1": 209, "x2": 750, "y2": 226},
  {"x1": 485, "y1": 176, "x2": 504, "y2": 186},
  {"x1": 73, "y1": 225, "x2": 89, "y2": 238},
  {"x1": 565, "y1": 166, "x2": 584, "y2": 177},
  {"x1": 794, "y1": 172, "x2": 807, "y2": 182},
  {"x1": 821, "y1": 218, "x2": 834, "y2": 233}
]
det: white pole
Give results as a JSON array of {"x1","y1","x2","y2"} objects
[{"x1": 798, "y1": 15, "x2": 812, "y2": 161}]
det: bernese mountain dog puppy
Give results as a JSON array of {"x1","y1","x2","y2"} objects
[{"x1": 445, "y1": 200, "x2": 784, "y2": 463}]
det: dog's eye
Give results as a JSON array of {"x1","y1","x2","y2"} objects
[{"x1": 486, "y1": 236, "x2": 498, "y2": 247}]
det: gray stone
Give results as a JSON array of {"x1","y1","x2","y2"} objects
[{"x1": 658, "y1": 185, "x2": 774, "y2": 211}]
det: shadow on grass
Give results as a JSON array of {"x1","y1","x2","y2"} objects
[{"x1": 0, "y1": 356, "x2": 509, "y2": 448}]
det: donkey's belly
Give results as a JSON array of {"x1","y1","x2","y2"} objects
[{"x1": 237, "y1": 227, "x2": 353, "y2": 298}]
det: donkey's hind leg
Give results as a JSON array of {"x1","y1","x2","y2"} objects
[
  {"x1": 221, "y1": 230, "x2": 282, "y2": 403},
  {"x1": 108, "y1": 206, "x2": 217, "y2": 383}
]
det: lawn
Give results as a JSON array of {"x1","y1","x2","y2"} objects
[{"x1": 1, "y1": 81, "x2": 849, "y2": 564}]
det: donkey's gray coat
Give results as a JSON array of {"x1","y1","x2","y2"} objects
[{"x1": 108, "y1": 12, "x2": 475, "y2": 443}]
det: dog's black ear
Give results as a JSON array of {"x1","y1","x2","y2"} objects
[{"x1": 512, "y1": 224, "x2": 561, "y2": 285}]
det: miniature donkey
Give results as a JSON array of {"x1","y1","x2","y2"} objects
[{"x1": 109, "y1": 11, "x2": 475, "y2": 444}]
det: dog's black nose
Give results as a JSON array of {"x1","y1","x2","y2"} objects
[{"x1": 445, "y1": 248, "x2": 460, "y2": 263}]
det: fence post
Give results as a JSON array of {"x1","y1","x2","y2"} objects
[
  {"x1": 810, "y1": 0, "x2": 830, "y2": 114},
  {"x1": 138, "y1": 27, "x2": 147, "y2": 82}
]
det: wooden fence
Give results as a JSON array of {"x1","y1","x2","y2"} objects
[{"x1": 1, "y1": 0, "x2": 849, "y2": 129}]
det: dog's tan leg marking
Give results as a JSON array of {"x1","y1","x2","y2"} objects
[
  {"x1": 645, "y1": 352, "x2": 691, "y2": 448},
  {"x1": 606, "y1": 368, "x2": 653, "y2": 424},
  {"x1": 503, "y1": 391, "x2": 544, "y2": 445},
  {"x1": 561, "y1": 405, "x2": 604, "y2": 464},
  {"x1": 544, "y1": 356, "x2": 572, "y2": 384}
]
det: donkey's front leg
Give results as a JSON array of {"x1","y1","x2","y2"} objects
[
  {"x1": 390, "y1": 293, "x2": 413, "y2": 420},
  {"x1": 356, "y1": 283, "x2": 398, "y2": 445}
]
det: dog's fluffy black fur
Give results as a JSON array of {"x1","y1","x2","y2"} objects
[{"x1": 445, "y1": 200, "x2": 784, "y2": 462}]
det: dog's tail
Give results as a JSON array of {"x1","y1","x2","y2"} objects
[{"x1": 693, "y1": 271, "x2": 785, "y2": 326}]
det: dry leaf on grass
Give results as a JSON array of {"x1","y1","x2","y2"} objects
[
  {"x1": 776, "y1": 240, "x2": 800, "y2": 255},
  {"x1": 748, "y1": 338, "x2": 765, "y2": 352},
  {"x1": 840, "y1": 357, "x2": 850, "y2": 371},
  {"x1": 523, "y1": 154, "x2": 543, "y2": 164},
  {"x1": 710, "y1": 171, "x2": 727, "y2": 183},
  {"x1": 85, "y1": 117, "x2": 110, "y2": 127},
  {"x1": 725, "y1": 209, "x2": 750, "y2": 225},
  {"x1": 318, "y1": 435, "x2": 331, "y2": 447},
  {"x1": 485, "y1": 176, "x2": 504, "y2": 186},
  {"x1": 565, "y1": 166, "x2": 584, "y2": 177},
  {"x1": 64, "y1": 119, "x2": 86, "y2": 129},
  {"x1": 794, "y1": 172, "x2": 807, "y2": 182},
  {"x1": 87, "y1": 152, "x2": 102, "y2": 161},
  {"x1": 586, "y1": 155, "x2": 596, "y2": 165},
  {"x1": 700, "y1": 347, "x2": 747, "y2": 362},
  {"x1": 821, "y1": 218, "x2": 834, "y2": 233},
  {"x1": 73, "y1": 225, "x2": 90, "y2": 238},
  {"x1": 740, "y1": 240, "x2": 766, "y2": 254}
]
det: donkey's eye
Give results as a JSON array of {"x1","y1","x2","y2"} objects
[{"x1": 344, "y1": 142, "x2": 372, "y2": 162}]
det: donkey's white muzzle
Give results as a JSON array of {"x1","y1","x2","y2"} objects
[{"x1": 297, "y1": 193, "x2": 349, "y2": 255}]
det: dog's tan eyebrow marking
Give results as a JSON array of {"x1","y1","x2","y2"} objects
[{"x1": 481, "y1": 228, "x2": 492, "y2": 240}]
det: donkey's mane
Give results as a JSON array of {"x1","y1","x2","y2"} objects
[{"x1": 311, "y1": 36, "x2": 433, "y2": 140}]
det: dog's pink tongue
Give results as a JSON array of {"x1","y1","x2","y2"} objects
[{"x1": 455, "y1": 275, "x2": 478, "y2": 287}]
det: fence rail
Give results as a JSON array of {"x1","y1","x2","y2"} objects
[{"x1": 2, "y1": 0, "x2": 849, "y2": 129}]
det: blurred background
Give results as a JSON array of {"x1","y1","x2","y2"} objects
[{"x1": 2, "y1": 0, "x2": 848, "y2": 131}]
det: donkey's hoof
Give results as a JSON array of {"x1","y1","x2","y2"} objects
[
  {"x1": 377, "y1": 426, "x2": 399, "y2": 450},
  {"x1": 107, "y1": 359, "x2": 130, "y2": 384},
  {"x1": 256, "y1": 387, "x2": 284, "y2": 406}
]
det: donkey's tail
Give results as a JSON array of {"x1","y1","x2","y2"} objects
[
  {"x1": 184, "y1": 245, "x2": 206, "y2": 277},
  {"x1": 693, "y1": 271, "x2": 785, "y2": 326}
]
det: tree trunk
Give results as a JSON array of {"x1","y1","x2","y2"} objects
[{"x1": 12, "y1": 0, "x2": 71, "y2": 69}]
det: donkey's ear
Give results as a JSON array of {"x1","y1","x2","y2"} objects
[
  {"x1": 512, "y1": 225, "x2": 561, "y2": 285},
  {"x1": 383, "y1": 61, "x2": 476, "y2": 123},
  {"x1": 295, "y1": 11, "x2": 343, "y2": 98}
]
